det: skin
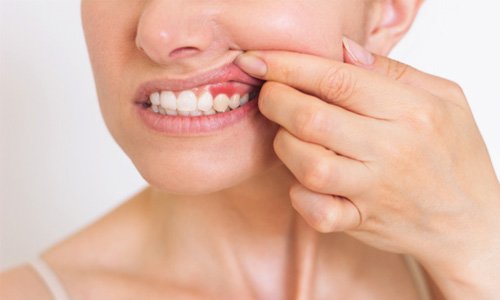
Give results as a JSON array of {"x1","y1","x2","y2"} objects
[
  {"x1": 235, "y1": 47, "x2": 500, "y2": 299},
  {"x1": 1, "y1": 0, "x2": 499, "y2": 299}
]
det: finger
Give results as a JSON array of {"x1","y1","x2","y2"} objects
[
  {"x1": 260, "y1": 81, "x2": 381, "y2": 160},
  {"x1": 342, "y1": 36, "x2": 465, "y2": 101},
  {"x1": 235, "y1": 50, "x2": 425, "y2": 120},
  {"x1": 274, "y1": 127, "x2": 371, "y2": 197},
  {"x1": 289, "y1": 183, "x2": 362, "y2": 233}
]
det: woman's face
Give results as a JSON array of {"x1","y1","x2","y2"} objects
[{"x1": 81, "y1": 0, "x2": 377, "y2": 195}]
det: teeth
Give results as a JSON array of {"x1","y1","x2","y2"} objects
[
  {"x1": 213, "y1": 94, "x2": 230, "y2": 113},
  {"x1": 160, "y1": 91, "x2": 177, "y2": 110},
  {"x1": 166, "y1": 109, "x2": 177, "y2": 116},
  {"x1": 150, "y1": 92, "x2": 161, "y2": 106},
  {"x1": 240, "y1": 94, "x2": 249, "y2": 105},
  {"x1": 148, "y1": 90, "x2": 255, "y2": 116},
  {"x1": 229, "y1": 94, "x2": 241, "y2": 109},
  {"x1": 203, "y1": 108, "x2": 216, "y2": 115},
  {"x1": 197, "y1": 92, "x2": 214, "y2": 112},
  {"x1": 177, "y1": 91, "x2": 198, "y2": 112}
]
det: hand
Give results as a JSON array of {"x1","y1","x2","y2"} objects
[{"x1": 235, "y1": 37, "x2": 500, "y2": 298}]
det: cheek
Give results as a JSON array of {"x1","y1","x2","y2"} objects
[
  {"x1": 220, "y1": 2, "x2": 346, "y2": 61},
  {"x1": 82, "y1": 1, "x2": 142, "y2": 141}
]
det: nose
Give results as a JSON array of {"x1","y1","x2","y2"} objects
[{"x1": 135, "y1": 1, "x2": 216, "y2": 66}]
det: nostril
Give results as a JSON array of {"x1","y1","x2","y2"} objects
[{"x1": 169, "y1": 47, "x2": 200, "y2": 59}]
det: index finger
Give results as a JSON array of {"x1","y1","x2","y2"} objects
[{"x1": 235, "y1": 50, "x2": 428, "y2": 120}]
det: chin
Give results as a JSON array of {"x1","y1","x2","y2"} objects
[
  {"x1": 131, "y1": 146, "x2": 280, "y2": 196},
  {"x1": 111, "y1": 100, "x2": 282, "y2": 196}
]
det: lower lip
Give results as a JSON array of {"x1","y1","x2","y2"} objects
[{"x1": 135, "y1": 97, "x2": 260, "y2": 136}]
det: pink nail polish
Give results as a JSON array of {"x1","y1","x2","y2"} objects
[{"x1": 342, "y1": 37, "x2": 375, "y2": 65}]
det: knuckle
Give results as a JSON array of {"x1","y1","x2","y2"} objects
[
  {"x1": 313, "y1": 207, "x2": 339, "y2": 233},
  {"x1": 302, "y1": 158, "x2": 331, "y2": 191},
  {"x1": 319, "y1": 65, "x2": 356, "y2": 103},
  {"x1": 404, "y1": 100, "x2": 445, "y2": 133},
  {"x1": 292, "y1": 105, "x2": 323, "y2": 138},
  {"x1": 385, "y1": 59, "x2": 412, "y2": 81},
  {"x1": 279, "y1": 63, "x2": 301, "y2": 84}
]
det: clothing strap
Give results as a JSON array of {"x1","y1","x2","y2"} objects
[
  {"x1": 26, "y1": 254, "x2": 429, "y2": 300},
  {"x1": 28, "y1": 256, "x2": 71, "y2": 300},
  {"x1": 403, "y1": 255, "x2": 433, "y2": 300}
]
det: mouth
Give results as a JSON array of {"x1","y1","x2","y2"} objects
[
  {"x1": 138, "y1": 82, "x2": 261, "y2": 116},
  {"x1": 133, "y1": 62, "x2": 265, "y2": 135},
  {"x1": 134, "y1": 62, "x2": 263, "y2": 116}
]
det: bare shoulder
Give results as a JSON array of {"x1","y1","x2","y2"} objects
[
  {"x1": 0, "y1": 263, "x2": 52, "y2": 300},
  {"x1": 0, "y1": 190, "x2": 151, "y2": 300}
]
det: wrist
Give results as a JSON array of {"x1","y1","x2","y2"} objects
[
  {"x1": 419, "y1": 243, "x2": 500, "y2": 300},
  {"x1": 419, "y1": 180, "x2": 500, "y2": 299}
]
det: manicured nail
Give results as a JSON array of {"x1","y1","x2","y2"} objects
[
  {"x1": 342, "y1": 36, "x2": 375, "y2": 65},
  {"x1": 234, "y1": 53, "x2": 268, "y2": 77}
]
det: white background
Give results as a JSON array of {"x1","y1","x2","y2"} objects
[{"x1": 1, "y1": 1, "x2": 499, "y2": 271}]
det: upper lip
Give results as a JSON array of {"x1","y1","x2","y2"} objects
[{"x1": 134, "y1": 62, "x2": 264, "y2": 103}]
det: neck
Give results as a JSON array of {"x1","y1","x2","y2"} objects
[
  {"x1": 146, "y1": 163, "x2": 298, "y2": 244},
  {"x1": 139, "y1": 163, "x2": 321, "y2": 298}
]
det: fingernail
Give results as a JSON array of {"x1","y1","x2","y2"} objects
[
  {"x1": 234, "y1": 53, "x2": 268, "y2": 77},
  {"x1": 342, "y1": 37, "x2": 375, "y2": 65}
]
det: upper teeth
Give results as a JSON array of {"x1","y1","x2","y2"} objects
[{"x1": 149, "y1": 90, "x2": 251, "y2": 116}]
